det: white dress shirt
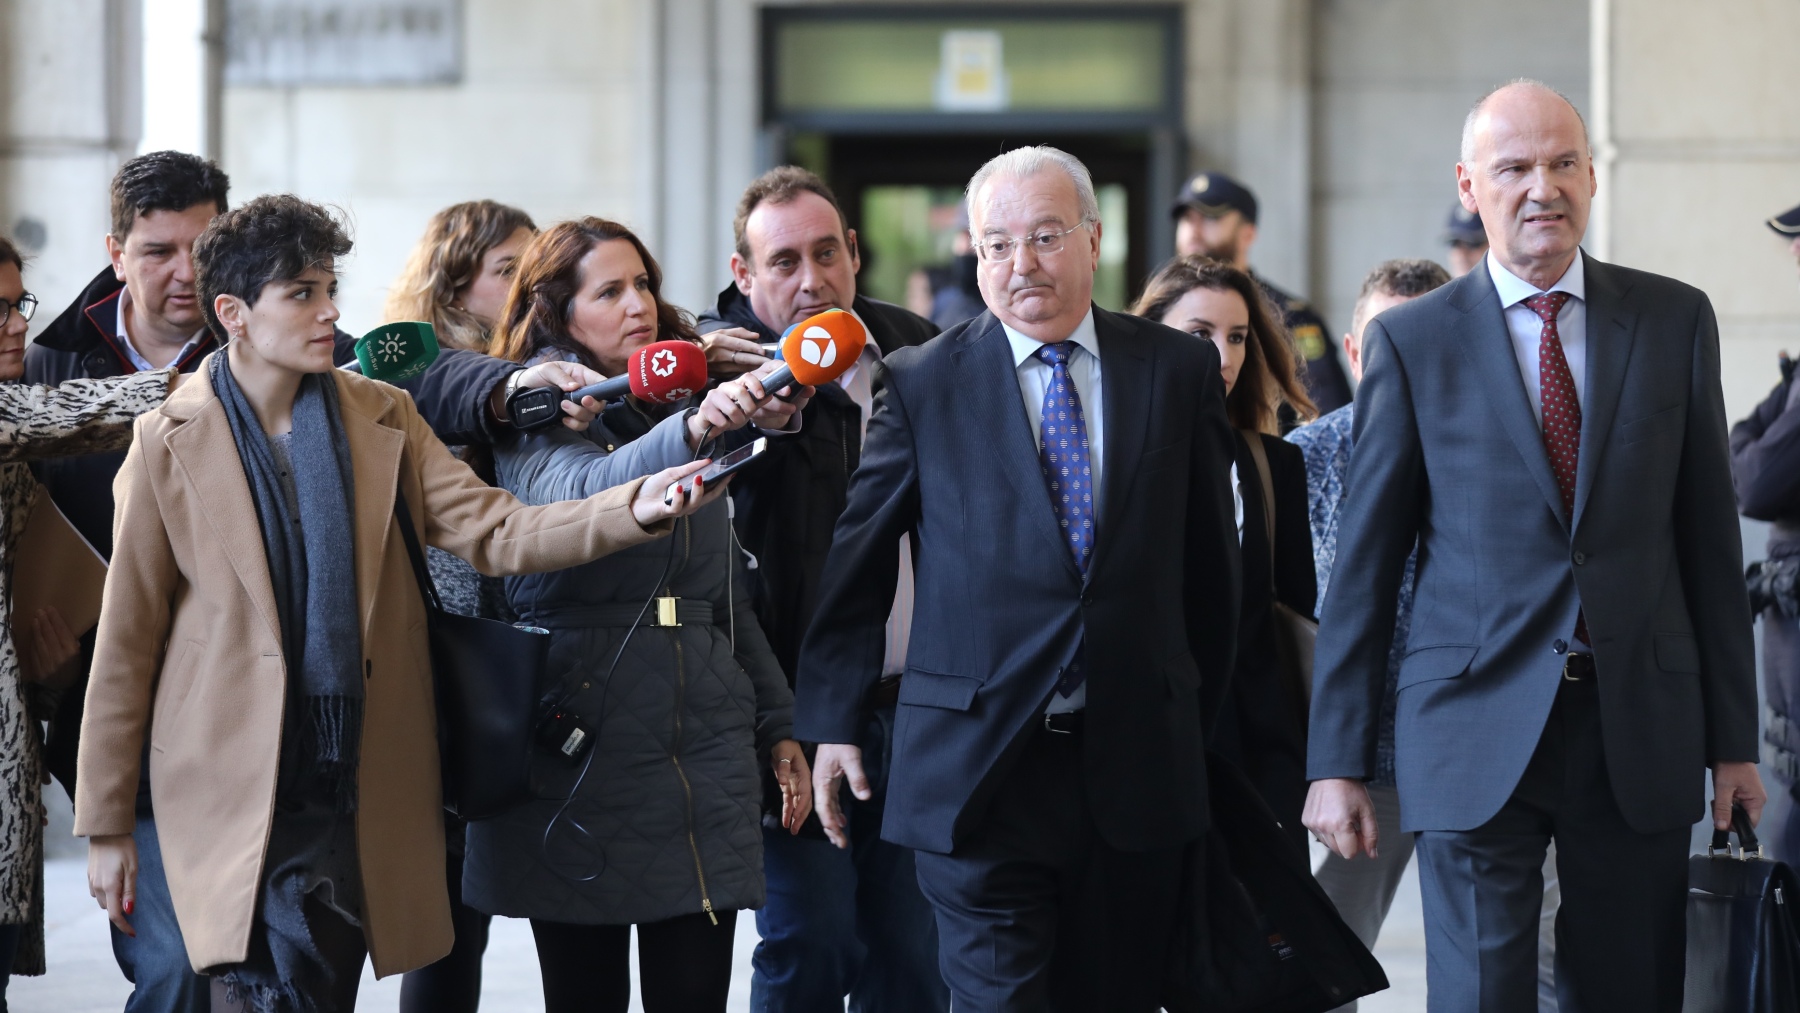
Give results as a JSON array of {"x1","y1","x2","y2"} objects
[
  {"x1": 1488, "y1": 251, "x2": 1588, "y2": 421},
  {"x1": 116, "y1": 287, "x2": 206, "y2": 372},
  {"x1": 1002, "y1": 309, "x2": 1102, "y2": 712},
  {"x1": 835, "y1": 326, "x2": 914, "y2": 678}
]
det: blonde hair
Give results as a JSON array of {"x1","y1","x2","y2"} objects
[{"x1": 383, "y1": 200, "x2": 536, "y2": 351}]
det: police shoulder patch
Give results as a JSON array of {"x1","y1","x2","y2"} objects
[{"x1": 1293, "y1": 324, "x2": 1327, "y2": 360}]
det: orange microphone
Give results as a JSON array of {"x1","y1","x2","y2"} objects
[{"x1": 757, "y1": 308, "x2": 869, "y2": 396}]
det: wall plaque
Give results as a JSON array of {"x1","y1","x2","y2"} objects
[{"x1": 226, "y1": 0, "x2": 462, "y2": 86}]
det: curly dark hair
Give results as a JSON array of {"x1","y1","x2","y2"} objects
[
  {"x1": 109, "y1": 150, "x2": 230, "y2": 241},
  {"x1": 0, "y1": 236, "x2": 21, "y2": 272},
  {"x1": 1131, "y1": 255, "x2": 1316, "y2": 435},
  {"x1": 489, "y1": 217, "x2": 698, "y2": 371},
  {"x1": 193, "y1": 194, "x2": 352, "y2": 337}
]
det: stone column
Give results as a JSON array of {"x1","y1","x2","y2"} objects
[
  {"x1": 0, "y1": 0, "x2": 140, "y2": 330},
  {"x1": 1590, "y1": 0, "x2": 1800, "y2": 418}
]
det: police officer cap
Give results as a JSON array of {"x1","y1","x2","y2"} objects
[
  {"x1": 1171, "y1": 172, "x2": 1258, "y2": 225},
  {"x1": 1445, "y1": 202, "x2": 1486, "y2": 246},
  {"x1": 1769, "y1": 202, "x2": 1800, "y2": 238}
]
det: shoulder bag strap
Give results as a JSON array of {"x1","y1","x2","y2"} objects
[
  {"x1": 392, "y1": 490, "x2": 445, "y2": 614},
  {"x1": 1239, "y1": 429, "x2": 1280, "y2": 594}
]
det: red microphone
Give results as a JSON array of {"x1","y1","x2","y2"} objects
[
  {"x1": 504, "y1": 340, "x2": 708, "y2": 431},
  {"x1": 566, "y1": 340, "x2": 707, "y2": 405}
]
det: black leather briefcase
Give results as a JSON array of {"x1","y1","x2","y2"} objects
[
  {"x1": 1162, "y1": 753, "x2": 1390, "y2": 1013},
  {"x1": 394, "y1": 492, "x2": 548, "y2": 821},
  {"x1": 1685, "y1": 804, "x2": 1800, "y2": 1013}
]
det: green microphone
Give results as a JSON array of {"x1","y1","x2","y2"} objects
[{"x1": 350, "y1": 321, "x2": 440, "y2": 382}]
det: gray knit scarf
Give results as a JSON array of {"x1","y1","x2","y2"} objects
[{"x1": 210, "y1": 354, "x2": 363, "y2": 811}]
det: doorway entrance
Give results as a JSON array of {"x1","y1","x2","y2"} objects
[{"x1": 760, "y1": 5, "x2": 1183, "y2": 316}]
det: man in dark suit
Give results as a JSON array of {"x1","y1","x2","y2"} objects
[
  {"x1": 795, "y1": 146, "x2": 1240, "y2": 1010},
  {"x1": 1304, "y1": 80, "x2": 1765, "y2": 1012}
]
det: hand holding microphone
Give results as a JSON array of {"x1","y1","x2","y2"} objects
[{"x1": 508, "y1": 340, "x2": 708, "y2": 432}]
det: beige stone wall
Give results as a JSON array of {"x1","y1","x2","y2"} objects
[
  {"x1": 0, "y1": 0, "x2": 139, "y2": 332},
  {"x1": 223, "y1": 0, "x2": 659, "y2": 333},
  {"x1": 1591, "y1": 0, "x2": 1800, "y2": 420}
]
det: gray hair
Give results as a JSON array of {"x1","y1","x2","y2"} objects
[
  {"x1": 1459, "y1": 78, "x2": 1591, "y2": 163},
  {"x1": 964, "y1": 146, "x2": 1101, "y2": 235}
]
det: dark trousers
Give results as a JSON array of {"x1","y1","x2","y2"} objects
[
  {"x1": 911, "y1": 720, "x2": 1184, "y2": 1013},
  {"x1": 399, "y1": 846, "x2": 491, "y2": 1013},
  {"x1": 530, "y1": 910, "x2": 738, "y2": 1013},
  {"x1": 1414, "y1": 675, "x2": 1689, "y2": 1013},
  {"x1": 113, "y1": 814, "x2": 210, "y2": 1013},
  {"x1": 0, "y1": 920, "x2": 19, "y2": 1013},
  {"x1": 751, "y1": 706, "x2": 948, "y2": 1013}
]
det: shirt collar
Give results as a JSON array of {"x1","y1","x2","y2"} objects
[
  {"x1": 1003, "y1": 308, "x2": 1099, "y2": 368},
  {"x1": 1487, "y1": 249, "x2": 1586, "y2": 310},
  {"x1": 116, "y1": 286, "x2": 207, "y2": 368}
]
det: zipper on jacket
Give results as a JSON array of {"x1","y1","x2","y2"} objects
[
  {"x1": 669, "y1": 635, "x2": 718, "y2": 924},
  {"x1": 664, "y1": 515, "x2": 716, "y2": 923}
]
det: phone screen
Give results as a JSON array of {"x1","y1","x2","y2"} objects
[{"x1": 666, "y1": 437, "x2": 768, "y2": 502}]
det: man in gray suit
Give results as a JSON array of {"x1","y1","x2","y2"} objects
[{"x1": 1303, "y1": 79, "x2": 1766, "y2": 1012}]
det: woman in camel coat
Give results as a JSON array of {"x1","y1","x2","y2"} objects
[{"x1": 73, "y1": 196, "x2": 723, "y2": 1011}]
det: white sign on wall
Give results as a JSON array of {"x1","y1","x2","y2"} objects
[
  {"x1": 225, "y1": 0, "x2": 462, "y2": 86},
  {"x1": 934, "y1": 30, "x2": 1008, "y2": 112}
]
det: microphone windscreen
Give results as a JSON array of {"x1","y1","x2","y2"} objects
[
  {"x1": 355, "y1": 321, "x2": 440, "y2": 382},
  {"x1": 627, "y1": 340, "x2": 708, "y2": 404},
  {"x1": 778, "y1": 309, "x2": 868, "y2": 386}
]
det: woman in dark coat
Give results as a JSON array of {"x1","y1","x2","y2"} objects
[
  {"x1": 465, "y1": 218, "x2": 813, "y2": 1013},
  {"x1": 1134, "y1": 256, "x2": 1319, "y2": 854}
]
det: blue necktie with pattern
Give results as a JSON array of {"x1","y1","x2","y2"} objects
[{"x1": 1035, "y1": 341, "x2": 1095, "y2": 696}]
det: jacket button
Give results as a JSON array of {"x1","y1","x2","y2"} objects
[
  {"x1": 1553, "y1": 639, "x2": 1568, "y2": 654},
  {"x1": 1572, "y1": 551, "x2": 1586, "y2": 565}
]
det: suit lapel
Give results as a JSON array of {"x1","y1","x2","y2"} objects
[
  {"x1": 1452, "y1": 262, "x2": 1570, "y2": 533},
  {"x1": 1572, "y1": 255, "x2": 1636, "y2": 532},
  {"x1": 1089, "y1": 308, "x2": 1150, "y2": 584},
  {"x1": 954, "y1": 314, "x2": 1082, "y2": 582},
  {"x1": 337, "y1": 378, "x2": 406, "y2": 637},
  {"x1": 164, "y1": 397, "x2": 285, "y2": 645}
]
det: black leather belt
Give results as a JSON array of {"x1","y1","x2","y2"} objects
[
  {"x1": 1562, "y1": 653, "x2": 1596, "y2": 682},
  {"x1": 1043, "y1": 710, "x2": 1085, "y2": 735},
  {"x1": 528, "y1": 597, "x2": 714, "y2": 628},
  {"x1": 868, "y1": 676, "x2": 902, "y2": 710}
]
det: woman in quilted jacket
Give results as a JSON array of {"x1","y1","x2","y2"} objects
[{"x1": 467, "y1": 217, "x2": 814, "y2": 1013}]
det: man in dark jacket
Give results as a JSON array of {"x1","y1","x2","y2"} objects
[
  {"x1": 698, "y1": 167, "x2": 947, "y2": 1013},
  {"x1": 25, "y1": 151, "x2": 601, "y2": 1013}
]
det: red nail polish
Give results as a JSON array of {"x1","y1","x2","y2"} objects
[{"x1": 124, "y1": 899, "x2": 134, "y2": 916}]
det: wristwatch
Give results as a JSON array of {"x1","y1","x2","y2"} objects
[{"x1": 498, "y1": 369, "x2": 530, "y2": 422}]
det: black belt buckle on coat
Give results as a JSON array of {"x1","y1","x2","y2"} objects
[
  {"x1": 1043, "y1": 710, "x2": 1085, "y2": 735},
  {"x1": 1562, "y1": 653, "x2": 1596, "y2": 682},
  {"x1": 867, "y1": 676, "x2": 902, "y2": 710}
]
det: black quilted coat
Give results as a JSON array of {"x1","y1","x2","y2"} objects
[{"x1": 463, "y1": 397, "x2": 792, "y2": 925}]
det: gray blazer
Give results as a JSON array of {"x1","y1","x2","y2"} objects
[{"x1": 1307, "y1": 252, "x2": 1758, "y2": 835}]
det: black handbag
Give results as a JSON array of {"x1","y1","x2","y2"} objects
[
  {"x1": 1685, "y1": 803, "x2": 1800, "y2": 1012},
  {"x1": 393, "y1": 492, "x2": 548, "y2": 820},
  {"x1": 1163, "y1": 752, "x2": 1389, "y2": 1013}
]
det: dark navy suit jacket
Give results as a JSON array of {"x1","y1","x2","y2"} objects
[
  {"x1": 793, "y1": 305, "x2": 1241, "y2": 855},
  {"x1": 1307, "y1": 253, "x2": 1758, "y2": 835}
]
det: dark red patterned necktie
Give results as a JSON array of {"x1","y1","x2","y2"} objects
[{"x1": 1524, "y1": 291, "x2": 1587, "y2": 644}]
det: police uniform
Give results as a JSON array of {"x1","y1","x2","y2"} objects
[
  {"x1": 1445, "y1": 202, "x2": 1486, "y2": 247},
  {"x1": 1171, "y1": 171, "x2": 1353, "y2": 417},
  {"x1": 1769, "y1": 202, "x2": 1800, "y2": 237}
]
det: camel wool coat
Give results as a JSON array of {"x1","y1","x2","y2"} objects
[{"x1": 74, "y1": 357, "x2": 670, "y2": 977}]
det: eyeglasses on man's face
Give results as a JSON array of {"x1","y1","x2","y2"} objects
[
  {"x1": 975, "y1": 221, "x2": 1093, "y2": 263},
  {"x1": 0, "y1": 292, "x2": 37, "y2": 328}
]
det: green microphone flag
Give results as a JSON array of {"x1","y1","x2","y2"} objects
[{"x1": 354, "y1": 321, "x2": 440, "y2": 382}]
